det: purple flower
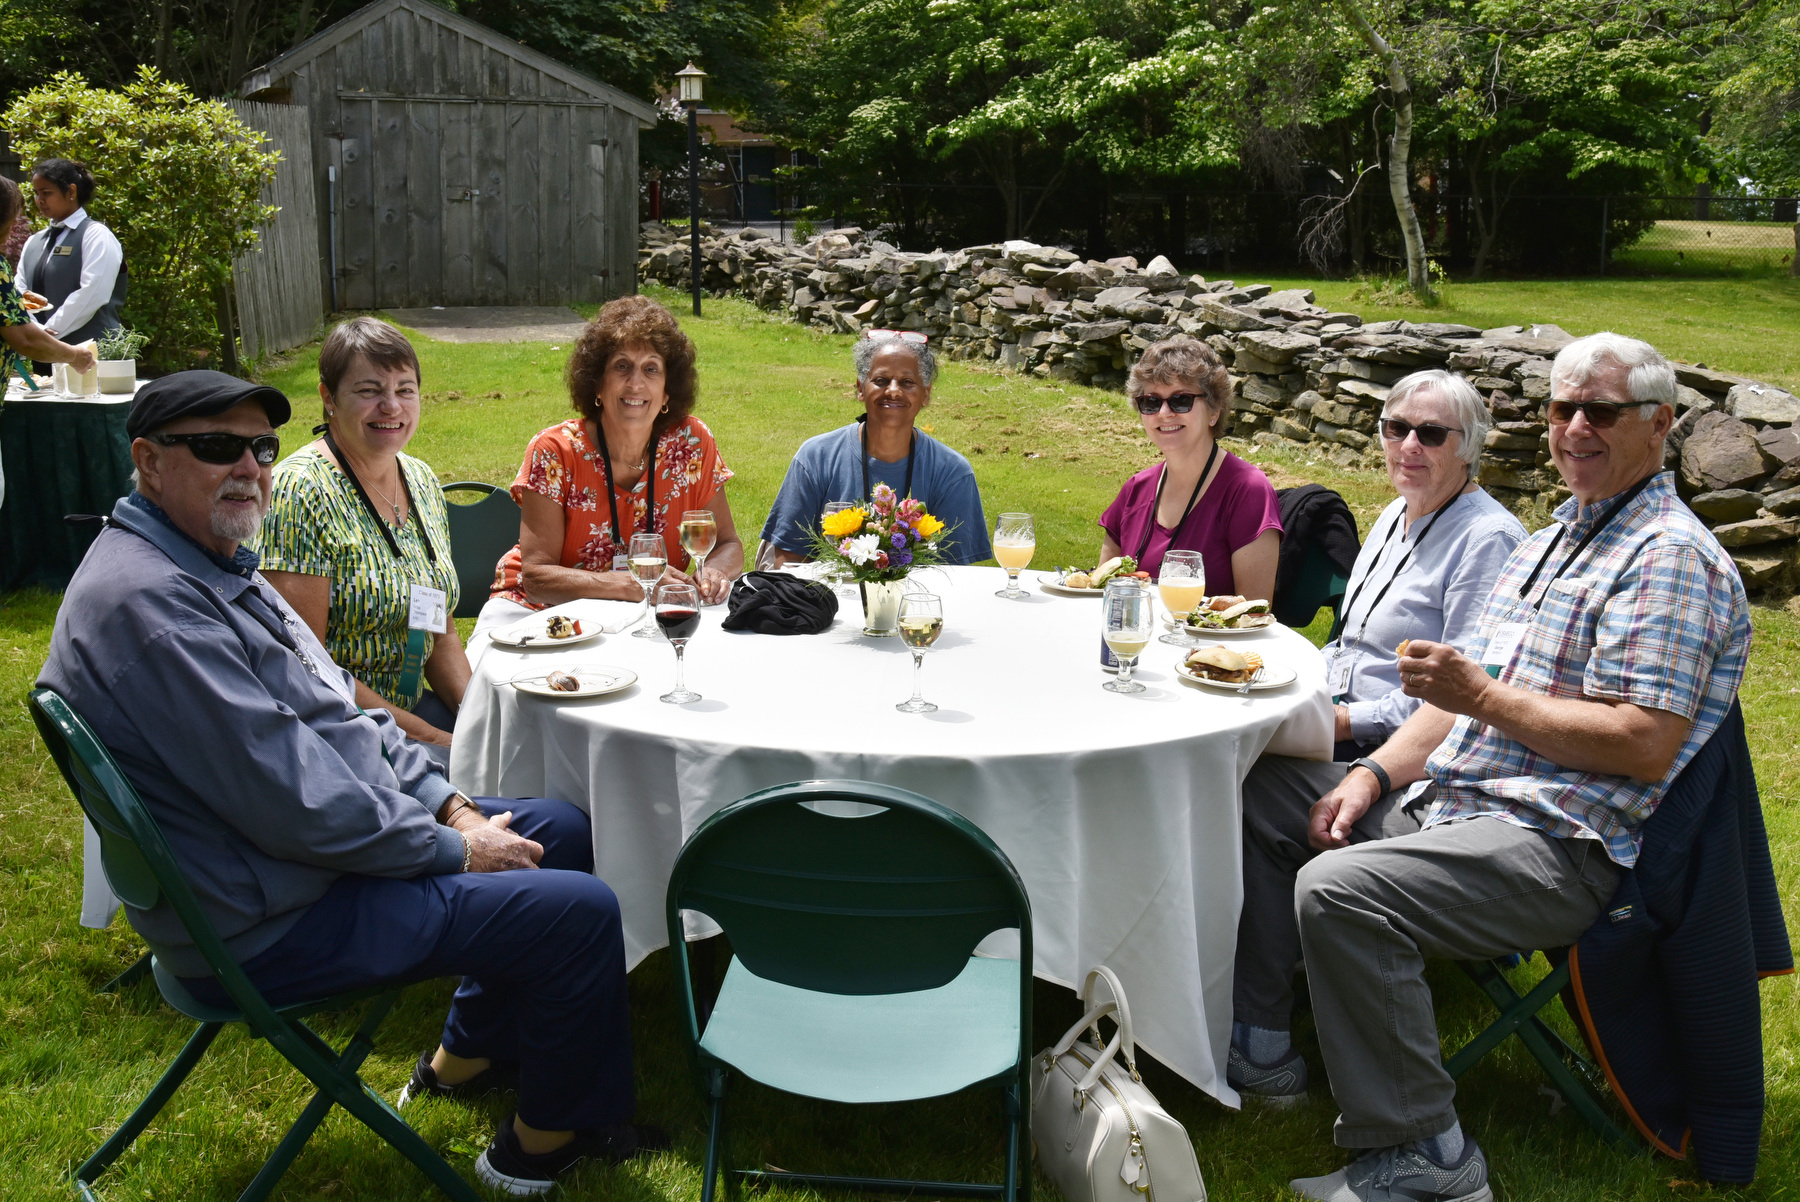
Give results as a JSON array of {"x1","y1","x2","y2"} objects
[
  {"x1": 890, "y1": 532, "x2": 906, "y2": 550},
  {"x1": 889, "y1": 549, "x2": 913, "y2": 567}
]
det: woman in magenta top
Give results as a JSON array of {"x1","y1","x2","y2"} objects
[{"x1": 1099, "y1": 337, "x2": 1282, "y2": 599}]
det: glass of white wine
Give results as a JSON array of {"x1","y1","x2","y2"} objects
[
  {"x1": 1101, "y1": 578, "x2": 1152, "y2": 694},
  {"x1": 628, "y1": 531, "x2": 666, "y2": 639},
  {"x1": 992, "y1": 512, "x2": 1035, "y2": 599},
  {"x1": 679, "y1": 509, "x2": 719, "y2": 603},
  {"x1": 895, "y1": 592, "x2": 943, "y2": 714},
  {"x1": 1157, "y1": 549, "x2": 1206, "y2": 646}
]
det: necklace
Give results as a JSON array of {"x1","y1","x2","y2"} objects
[{"x1": 364, "y1": 472, "x2": 405, "y2": 522}]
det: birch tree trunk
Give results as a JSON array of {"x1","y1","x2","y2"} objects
[{"x1": 1335, "y1": 0, "x2": 1434, "y2": 299}]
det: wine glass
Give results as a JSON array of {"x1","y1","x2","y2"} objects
[
  {"x1": 992, "y1": 512, "x2": 1035, "y2": 599},
  {"x1": 1157, "y1": 549, "x2": 1206, "y2": 646},
  {"x1": 895, "y1": 592, "x2": 943, "y2": 714},
  {"x1": 628, "y1": 532, "x2": 666, "y2": 639},
  {"x1": 1101, "y1": 578, "x2": 1152, "y2": 694},
  {"x1": 680, "y1": 509, "x2": 719, "y2": 602},
  {"x1": 656, "y1": 582, "x2": 703, "y2": 704}
]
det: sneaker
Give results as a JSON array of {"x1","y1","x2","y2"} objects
[
  {"x1": 475, "y1": 1114, "x2": 671, "y2": 1196},
  {"x1": 1289, "y1": 1139, "x2": 1492, "y2": 1202},
  {"x1": 1227, "y1": 1042, "x2": 1308, "y2": 1108},
  {"x1": 396, "y1": 1051, "x2": 519, "y2": 1108}
]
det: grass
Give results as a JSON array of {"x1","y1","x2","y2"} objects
[{"x1": 1, "y1": 283, "x2": 1794, "y2": 1201}]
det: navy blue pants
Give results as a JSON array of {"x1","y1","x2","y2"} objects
[{"x1": 181, "y1": 797, "x2": 632, "y2": 1131}]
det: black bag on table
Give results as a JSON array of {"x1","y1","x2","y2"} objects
[{"x1": 720, "y1": 570, "x2": 839, "y2": 634}]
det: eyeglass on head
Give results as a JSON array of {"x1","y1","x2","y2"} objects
[
  {"x1": 1133, "y1": 392, "x2": 1204, "y2": 415},
  {"x1": 1379, "y1": 418, "x2": 1459, "y2": 447},
  {"x1": 149, "y1": 431, "x2": 281, "y2": 466},
  {"x1": 863, "y1": 329, "x2": 929, "y2": 345},
  {"x1": 1546, "y1": 398, "x2": 1653, "y2": 428}
]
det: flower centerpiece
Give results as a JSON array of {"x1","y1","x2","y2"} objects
[{"x1": 811, "y1": 483, "x2": 950, "y2": 635}]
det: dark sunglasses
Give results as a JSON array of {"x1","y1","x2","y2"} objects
[
  {"x1": 1379, "y1": 419, "x2": 1459, "y2": 447},
  {"x1": 149, "y1": 432, "x2": 281, "y2": 466},
  {"x1": 1546, "y1": 399, "x2": 1652, "y2": 428},
  {"x1": 1134, "y1": 392, "x2": 1205, "y2": 415}
]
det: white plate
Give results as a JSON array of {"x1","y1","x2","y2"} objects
[
  {"x1": 1040, "y1": 579, "x2": 1104, "y2": 597},
  {"x1": 1175, "y1": 661, "x2": 1298, "y2": 691},
  {"x1": 509, "y1": 665, "x2": 638, "y2": 698},
  {"x1": 490, "y1": 615, "x2": 606, "y2": 649},
  {"x1": 1161, "y1": 613, "x2": 1281, "y2": 636}
]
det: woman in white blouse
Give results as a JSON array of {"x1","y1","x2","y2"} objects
[{"x1": 18, "y1": 158, "x2": 126, "y2": 352}]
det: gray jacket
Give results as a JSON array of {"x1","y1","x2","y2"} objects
[{"x1": 38, "y1": 493, "x2": 464, "y2": 977}]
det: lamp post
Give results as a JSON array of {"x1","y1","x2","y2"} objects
[{"x1": 676, "y1": 61, "x2": 707, "y2": 317}]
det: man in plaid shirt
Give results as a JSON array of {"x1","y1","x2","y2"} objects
[{"x1": 1284, "y1": 332, "x2": 1750, "y2": 1202}]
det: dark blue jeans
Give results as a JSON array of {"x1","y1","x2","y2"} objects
[{"x1": 181, "y1": 797, "x2": 632, "y2": 1131}]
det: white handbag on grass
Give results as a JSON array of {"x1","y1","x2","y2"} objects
[{"x1": 1031, "y1": 967, "x2": 1207, "y2": 1202}]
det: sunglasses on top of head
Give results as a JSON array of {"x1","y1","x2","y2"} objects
[
  {"x1": 1545, "y1": 398, "x2": 1654, "y2": 428},
  {"x1": 149, "y1": 432, "x2": 281, "y2": 466},
  {"x1": 1134, "y1": 392, "x2": 1205, "y2": 416},
  {"x1": 1378, "y1": 419, "x2": 1459, "y2": 447},
  {"x1": 863, "y1": 329, "x2": 929, "y2": 345}
]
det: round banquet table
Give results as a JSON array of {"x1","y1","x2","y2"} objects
[{"x1": 449, "y1": 564, "x2": 1334, "y2": 1107}]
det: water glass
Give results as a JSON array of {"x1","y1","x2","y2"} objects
[{"x1": 1101, "y1": 578, "x2": 1152, "y2": 694}]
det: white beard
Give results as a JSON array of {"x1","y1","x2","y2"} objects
[{"x1": 210, "y1": 482, "x2": 266, "y2": 542}]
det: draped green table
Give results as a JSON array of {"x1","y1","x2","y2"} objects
[{"x1": 1, "y1": 386, "x2": 136, "y2": 593}]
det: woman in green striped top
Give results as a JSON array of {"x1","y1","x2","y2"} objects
[{"x1": 256, "y1": 318, "x2": 471, "y2": 759}]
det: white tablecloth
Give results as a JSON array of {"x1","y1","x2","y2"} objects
[{"x1": 450, "y1": 565, "x2": 1333, "y2": 1105}]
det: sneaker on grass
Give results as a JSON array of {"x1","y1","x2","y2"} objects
[
  {"x1": 1289, "y1": 1139, "x2": 1492, "y2": 1202},
  {"x1": 475, "y1": 1114, "x2": 671, "y2": 1196},
  {"x1": 1226, "y1": 1042, "x2": 1308, "y2": 1107},
  {"x1": 396, "y1": 1051, "x2": 519, "y2": 1108}
]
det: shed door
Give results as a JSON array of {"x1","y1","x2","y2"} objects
[{"x1": 336, "y1": 96, "x2": 616, "y2": 308}]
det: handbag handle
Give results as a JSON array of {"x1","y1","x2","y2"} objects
[
  {"x1": 1081, "y1": 966, "x2": 1139, "y2": 1079},
  {"x1": 1043, "y1": 1000, "x2": 1128, "y2": 1098}
]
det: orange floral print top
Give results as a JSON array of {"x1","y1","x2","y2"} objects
[{"x1": 491, "y1": 416, "x2": 733, "y2": 608}]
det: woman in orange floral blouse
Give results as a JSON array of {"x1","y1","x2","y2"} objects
[{"x1": 487, "y1": 296, "x2": 743, "y2": 618}]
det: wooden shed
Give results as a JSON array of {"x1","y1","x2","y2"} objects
[{"x1": 240, "y1": 0, "x2": 658, "y2": 311}]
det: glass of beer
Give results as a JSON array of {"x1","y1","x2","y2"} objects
[
  {"x1": 1157, "y1": 549, "x2": 1206, "y2": 646},
  {"x1": 628, "y1": 532, "x2": 666, "y2": 639},
  {"x1": 1101, "y1": 578, "x2": 1152, "y2": 694},
  {"x1": 679, "y1": 509, "x2": 719, "y2": 602},
  {"x1": 656, "y1": 581, "x2": 703, "y2": 704},
  {"x1": 992, "y1": 512, "x2": 1035, "y2": 599},
  {"x1": 895, "y1": 592, "x2": 943, "y2": 713}
]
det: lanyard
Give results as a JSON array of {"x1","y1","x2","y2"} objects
[
  {"x1": 1336, "y1": 488, "x2": 1463, "y2": 646},
  {"x1": 859, "y1": 416, "x2": 916, "y2": 503},
  {"x1": 1134, "y1": 441, "x2": 1219, "y2": 564},
  {"x1": 590, "y1": 418, "x2": 657, "y2": 547},
  {"x1": 320, "y1": 428, "x2": 437, "y2": 563},
  {"x1": 1516, "y1": 473, "x2": 1656, "y2": 611}
]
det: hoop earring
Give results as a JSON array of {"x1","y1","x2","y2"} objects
[{"x1": 661, "y1": 403, "x2": 669, "y2": 414}]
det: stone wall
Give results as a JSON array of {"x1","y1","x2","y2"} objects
[{"x1": 640, "y1": 222, "x2": 1800, "y2": 592}]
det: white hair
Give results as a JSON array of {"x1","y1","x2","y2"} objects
[
  {"x1": 853, "y1": 333, "x2": 938, "y2": 387},
  {"x1": 1382, "y1": 369, "x2": 1490, "y2": 472},
  {"x1": 1550, "y1": 332, "x2": 1675, "y2": 408}
]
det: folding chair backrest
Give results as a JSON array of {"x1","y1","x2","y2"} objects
[
  {"x1": 442, "y1": 482, "x2": 520, "y2": 618},
  {"x1": 669, "y1": 780, "x2": 1030, "y2": 996},
  {"x1": 1277, "y1": 540, "x2": 1350, "y2": 631}
]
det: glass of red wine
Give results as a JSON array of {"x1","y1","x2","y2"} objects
[{"x1": 656, "y1": 581, "x2": 703, "y2": 704}]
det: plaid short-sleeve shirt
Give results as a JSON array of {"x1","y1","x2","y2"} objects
[{"x1": 1423, "y1": 471, "x2": 1750, "y2": 867}]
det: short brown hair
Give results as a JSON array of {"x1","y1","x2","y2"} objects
[
  {"x1": 567, "y1": 295, "x2": 697, "y2": 440},
  {"x1": 1128, "y1": 337, "x2": 1233, "y2": 432},
  {"x1": 319, "y1": 316, "x2": 421, "y2": 396},
  {"x1": 0, "y1": 177, "x2": 19, "y2": 231}
]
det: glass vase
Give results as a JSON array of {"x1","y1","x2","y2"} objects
[{"x1": 859, "y1": 576, "x2": 908, "y2": 636}]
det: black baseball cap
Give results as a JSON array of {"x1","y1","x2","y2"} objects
[{"x1": 126, "y1": 370, "x2": 292, "y2": 441}]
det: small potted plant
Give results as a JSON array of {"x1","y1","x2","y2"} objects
[{"x1": 95, "y1": 327, "x2": 147, "y2": 394}]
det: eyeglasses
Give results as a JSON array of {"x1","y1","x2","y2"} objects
[
  {"x1": 864, "y1": 329, "x2": 928, "y2": 345},
  {"x1": 149, "y1": 432, "x2": 281, "y2": 465},
  {"x1": 1378, "y1": 419, "x2": 1459, "y2": 447},
  {"x1": 1545, "y1": 399, "x2": 1654, "y2": 428},
  {"x1": 1134, "y1": 392, "x2": 1205, "y2": 415}
]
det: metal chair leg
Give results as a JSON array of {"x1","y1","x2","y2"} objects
[
  {"x1": 96, "y1": 951, "x2": 152, "y2": 995},
  {"x1": 1001, "y1": 1085, "x2": 1021, "y2": 1202},
  {"x1": 702, "y1": 1087, "x2": 726, "y2": 1202},
  {"x1": 74, "y1": 1021, "x2": 223, "y2": 1186}
]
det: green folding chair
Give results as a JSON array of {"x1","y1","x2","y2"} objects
[
  {"x1": 28, "y1": 688, "x2": 481, "y2": 1202},
  {"x1": 1283, "y1": 542, "x2": 1352, "y2": 633},
  {"x1": 443, "y1": 481, "x2": 519, "y2": 618},
  {"x1": 666, "y1": 779, "x2": 1033, "y2": 1202}
]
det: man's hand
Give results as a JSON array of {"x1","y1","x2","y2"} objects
[
  {"x1": 462, "y1": 811, "x2": 544, "y2": 872},
  {"x1": 1397, "y1": 639, "x2": 1493, "y2": 717},
  {"x1": 1308, "y1": 767, "x2": 1384, "y2": 851},
  {"x1": 66, "y1": 344, "x2": 97, "y2": 374}
]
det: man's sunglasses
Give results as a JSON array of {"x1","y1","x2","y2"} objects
[
  {"x1": 1546, "y1": 399, "x2": 1654, "y2": 428},
  {"x1": 1379, "y1": 419, "x2": 1459, "y2": 447},
  {"x1": 864, "y1": 328, "x2": 928, "y2": 345},
  {"x1": 149, "y1": 432, "x2": 281, "y2": 466},
  {"x1": 1134, "y1": 392, "x2": 1206, "y2": 415}
]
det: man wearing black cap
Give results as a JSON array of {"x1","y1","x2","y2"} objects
[{"x1": 39, "y1": 371, "x2": 665, "y2": 1195}]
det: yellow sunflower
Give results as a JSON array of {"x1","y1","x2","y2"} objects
[
  {"x1": 916, "y1": 513, "x2": 945, "y2": 539},
  {"x1": 821, "y1": 507, "x2": 868, "y2": 538}
]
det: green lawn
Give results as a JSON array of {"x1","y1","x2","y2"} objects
[{"x1": 0, "y1": 284, "x2": 1793, "y2": 1201}]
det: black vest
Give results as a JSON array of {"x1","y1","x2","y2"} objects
[{"x1": 24, "y1": 219, "x2": 128, "y2": 344}]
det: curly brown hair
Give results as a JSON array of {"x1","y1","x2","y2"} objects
[
  {"x1": 567, "y1": 295, "x2": 698, "y2": 442},
  {"x1": 1127, "y1": 336, "x2": 1233, "y2": 433}
]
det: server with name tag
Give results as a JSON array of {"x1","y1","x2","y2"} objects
[{"x1": 17, "y1": 158, "x2": 128, "y2": 369}]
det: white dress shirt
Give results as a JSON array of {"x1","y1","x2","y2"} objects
[{"x1": 23, "y1": 207, "x2": 124, "y2": 338}]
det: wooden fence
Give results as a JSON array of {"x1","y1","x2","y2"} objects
[{"x1": 229, "y1": 101, "x2": 323, "y2": 362}]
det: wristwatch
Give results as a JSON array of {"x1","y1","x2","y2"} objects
[{"x1": 1349, "y1": 756, "x2": 1392, "y2": 798}]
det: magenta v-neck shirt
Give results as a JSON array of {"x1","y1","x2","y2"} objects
[{"x1": 1098, "y1": 452, "x2": 1283, "y2": 593}]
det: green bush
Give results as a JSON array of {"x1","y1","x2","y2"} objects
[{"x1": 3, "y1": 68, "x2": 278, "y2": 374}]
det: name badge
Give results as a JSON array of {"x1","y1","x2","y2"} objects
[
  {"x1": 1482, "y1": 622, "x2": 1528, "y2": 678},
  {"x1": 407, "y1": 583, "x2": 447, "y2": 632},
  {"x1": 612, "y1": 553, "x2": 630, "y2": 571},
  {"x1": 52, "y1": 244, "x2": 73, "y2": 256},
  {"x1": 1330, "y1": 655, "x2": 1353, "y2": 698}
]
